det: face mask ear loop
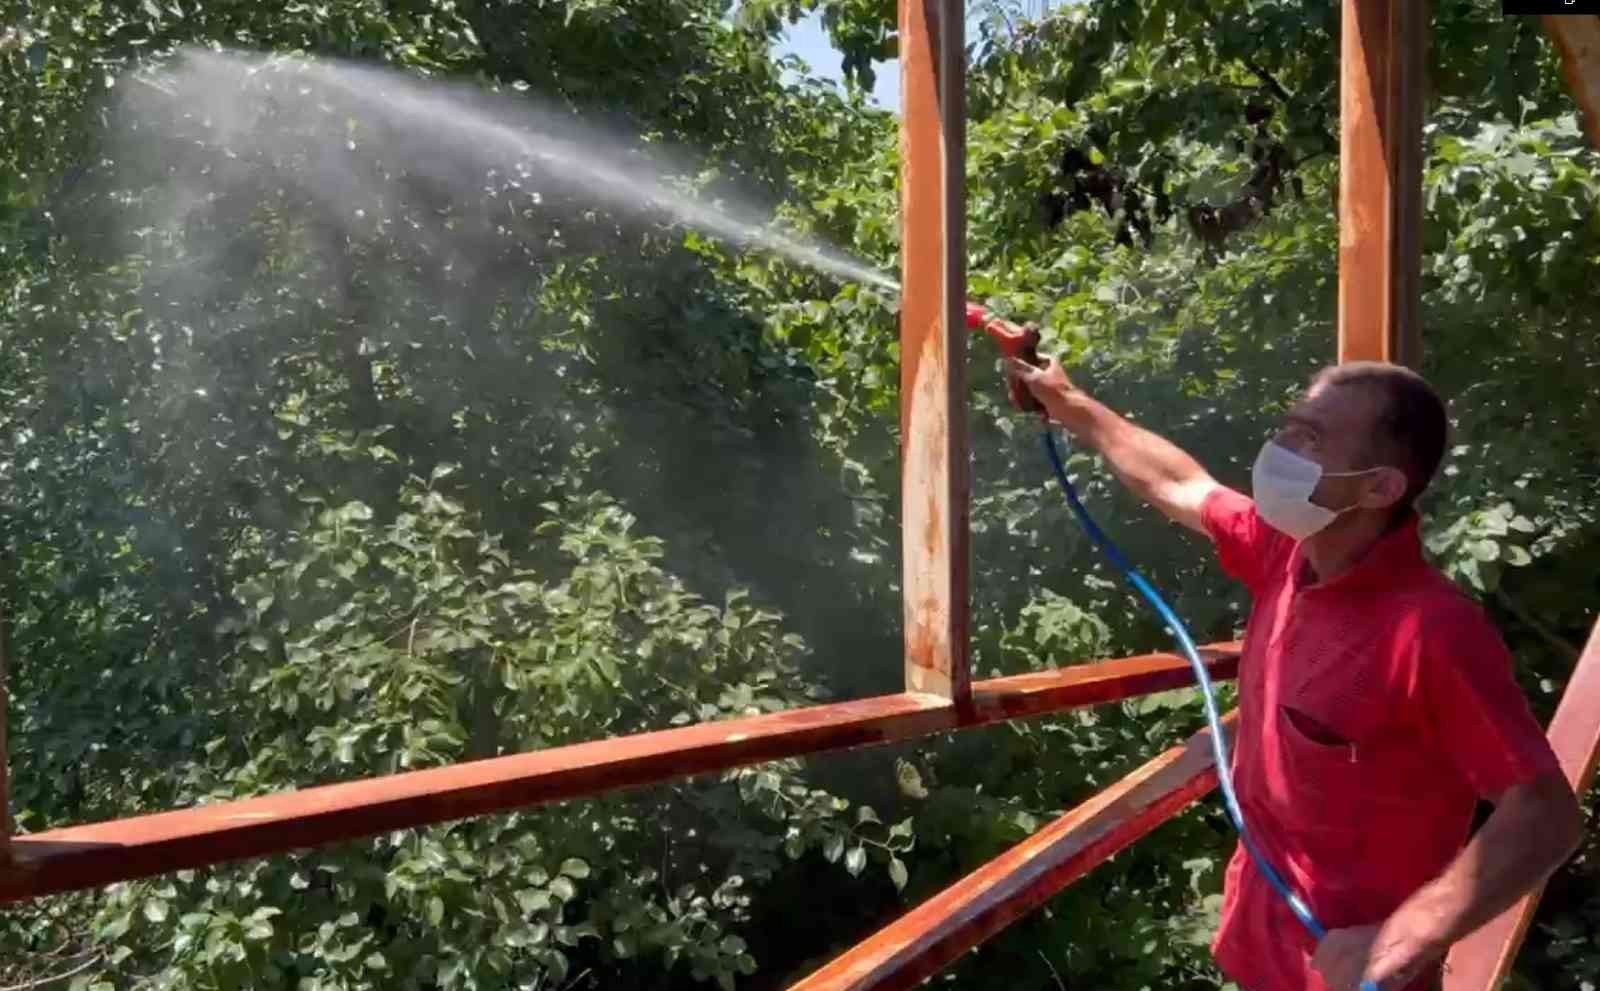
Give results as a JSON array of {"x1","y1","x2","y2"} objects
[
  {"x1": 1317, "y1": 465, "x2": 1404, "y2": 519},
  {"x1": 1319, "y1": 466, "x2": 1384, "y2": 480}
]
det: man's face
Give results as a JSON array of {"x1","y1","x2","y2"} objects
[{"x1": 1271, "y1": 381, "x2": 1404, "y2": 513}]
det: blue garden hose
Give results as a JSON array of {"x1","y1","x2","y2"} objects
[{"x1": 1040, "y1": 427, "x2": 1378, "y2": 991}]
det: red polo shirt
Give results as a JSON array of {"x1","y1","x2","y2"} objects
[{"x1": 1200, "y1": 487, "x2": 1561, "y2": 991}]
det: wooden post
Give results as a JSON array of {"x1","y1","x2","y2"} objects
[
  {"x1": 1338, "y1": 0, "x2": 1427, "y2": 367},
  {"x1": 1543, "y1": 15, "x2": 1600, "y2": 150},
  {"x1": 898, "y1": 0, "x2": 970, "y2": 702},
  {"x1": 1, "y1": 594, "x2": 10, "y2": 864},
  {"x1": 1443, "y1": 617, "x2": 1600, "y2": 991}
]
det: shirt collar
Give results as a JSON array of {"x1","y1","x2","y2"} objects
[{"x1": 1290, "y1": 510, "x2": 1427, "y2": 594}]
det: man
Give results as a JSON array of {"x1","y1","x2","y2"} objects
[{"x1": 1006, "y1": 355, "x2": 1583, "y2": 991}]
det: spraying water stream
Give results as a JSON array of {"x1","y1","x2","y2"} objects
[{"x1": 130, "y1": 49, "x2": 900, "y2": 294}]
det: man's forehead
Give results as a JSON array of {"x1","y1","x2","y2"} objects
[{"x1": 1291, "y1": 380, "x2": 1382, "y2": 431}]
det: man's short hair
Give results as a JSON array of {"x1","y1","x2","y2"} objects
[{"x1": 1310, "y1": 361, "x2": 1450, "y2": 508}]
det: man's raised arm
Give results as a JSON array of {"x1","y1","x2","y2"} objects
[{"x1": 1008, "y1": 355, "x2": 1219, "y2": 534}]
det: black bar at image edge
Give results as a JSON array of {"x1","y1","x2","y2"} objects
[{"x1": 1503, "y1": 1, "x2": 1600, "y2": 12}]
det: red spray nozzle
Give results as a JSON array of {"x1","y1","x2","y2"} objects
[
  {"x1": 965, "y1": 302, "x2": 1045, "y2": 413},
  {"x1": 965, "y1": 303, "x2": 1038, "y2": 360}
]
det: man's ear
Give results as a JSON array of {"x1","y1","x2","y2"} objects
[{"x1": 1362, "y1": 466, "x2": 1409, "y2": 509}]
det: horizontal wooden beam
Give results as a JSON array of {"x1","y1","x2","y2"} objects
[
  {"x1": 1443, "y1": 617, "x2": 1600, "y2": 991},
  {"x1": 1544, "y1": 15, "x2": 1600, "y2": 150},
  {"x1": 790, "y1": 714, "x2": 1234, "y2": 991},
  {"x1": 0, "y1": 646, "x2": 1239, "y2": 904}
]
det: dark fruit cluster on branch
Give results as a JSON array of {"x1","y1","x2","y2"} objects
[
  {"x1": 1037, "y1": 101, "x2": 1306, "y2": 263},
  {"x1": 1038, "y1": 145, "x2": 1166, "y2": 250},
  {"x1": 1188, "y1": 102, "x2": 1303, "y2": 260}
]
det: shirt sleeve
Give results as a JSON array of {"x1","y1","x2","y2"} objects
[
  {"x1": 1199, "y1": 485, "x2": 1290, "y2": 593},
  {"x1": 1418, "y1": 600, "x2": 1563, "y2": 801}
]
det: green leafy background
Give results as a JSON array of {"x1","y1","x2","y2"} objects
[{"x1": 1, "y1": 0, "x2": 1595, "y2": 988}]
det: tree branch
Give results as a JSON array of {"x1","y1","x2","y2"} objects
[
  {"x1": 1293, "y1": 148, "x2": 1332, "y2": 169},
  {"x1": 1495, "y1": 586, "x2": 1583, "y2": 663},
  {"x1": 0, "y1": 953, "x2": 104, "y2": 991},
  {"x1": 558, "y1": 968, "x2": 593, "y2": 991},
  {"x1": 1037, "y1": 950, "x2": 1067, "y2": 991},
  {"x1": 1240, "y1": 55, "x2": 1294, "y2": 104},
  {"x1": 1193, "y1": 8, "x2": 1337, "y2": 150}
]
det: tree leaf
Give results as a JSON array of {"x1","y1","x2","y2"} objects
[
  {"x1": 895, "y1": 758, "x2": 928, "y2": 799},
  {"x1": 845, "y1": 846, "x2": 867, "y2": 877},
  {"x1": 516, "y1": 888, "x2": 553, "y2": 914},
  {"x1": 888, "y1": 857, "x2": 909, "y2": 891},
  {"x1": 823, "y1": 833, "x2": 844, "y2": 863}
]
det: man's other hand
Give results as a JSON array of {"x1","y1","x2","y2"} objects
[{"x1": 1312, "y1": 922, "x2": 1439, "y2": 991}]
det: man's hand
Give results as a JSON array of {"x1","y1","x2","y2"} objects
[
  {"x1": 1004, "y1": 353, "x2": 1078, "y2": 421},
  {"x1": 1312, "y1": 922, "x2": 1441, "y2": 991}
]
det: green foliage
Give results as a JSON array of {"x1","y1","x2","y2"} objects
[{"x1": 3, "y1": 0, "x2": 1597, "y2": 989}]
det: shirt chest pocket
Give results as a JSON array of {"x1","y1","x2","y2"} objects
[
  {"x1": 1269, "y1": 698, "x2": 1371, "y2": 883},
  {"x1": 1269, "y1": 638, "x2": 1393, "y2": 843}
]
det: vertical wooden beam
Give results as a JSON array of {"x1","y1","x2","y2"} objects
[
  {"x1": 1543, "y1": 15, "x2": 1600, "y2": 150},
  {"x1": 0, "y1": 594, "x2": 10, "y2": 864},
  {"x1": 899, "y1": 0, "x2": 969, "y2": 702},
  {"x1": 1442, "y1": 616, "x2": 1600, "y2": 991},
  {"x1": 1338, "y1": 0, "x2": 1427, "y2": 367}
]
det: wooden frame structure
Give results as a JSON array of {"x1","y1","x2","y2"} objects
[
  {"x1": 1545, "y1": 14, "x2": 1600, "y2": 148},
  {"x1": 0, "y1": 648, "x2": 1240, "y2": 902},
  {"x1": 0, "y1": 598, "x2": 9, "y2": 865},
  {"x1": 900, "y1": 0, "x2": 970, "y2": 701},
  {"x1": 1, "y1": 5, "x2": 1598, "y2": 991},
  {"x1": 1442, "y1": 618, "x2": 1600, "y2": 991},
  {"x1": 790, "y1": 714, "x2": 1238, "y2": 991},
  {"x1": 1338, "y1": 0, "x2": 1426, "y2": 365}
]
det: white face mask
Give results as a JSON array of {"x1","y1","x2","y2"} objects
[{"x1": 1251, "y1": 441, "x2": 1385, "y2": 540}]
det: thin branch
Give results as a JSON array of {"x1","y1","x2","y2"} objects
[
  {"x1": 0, "y1": 953, "x2": 104, "y2": 991},
  {"x1": 1292, "y1": 148, "x2": 1332, "y2": 170},
  {"x1": 557, "y1": 968, "x2": 592, "y2": 991},
  {"x1": 993, "y1": 3, "x2": 1019, "y2": 41},
  {"x1": 1495, "y1": 587, "x2": 1583, "y2": 663},
  {"x1": 1038, "y1": 949, "x2": 1068, "y2": 991},
  {"x1": 1240, "y1": 55, "x2": 1294, "y2": 104},
  {"x1": 37, "y1": 941, "x2": 79, "y2": 962},
  {"x1": 1192, "y1": 7, "x2": 1337, "y2": 152}
]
